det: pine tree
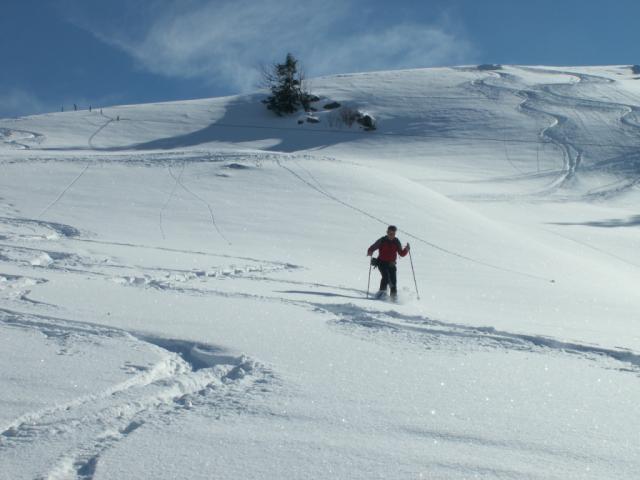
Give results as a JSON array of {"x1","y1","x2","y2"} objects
[{"x1": 263, "y1": 53, "x2": 308, "y2": 116}]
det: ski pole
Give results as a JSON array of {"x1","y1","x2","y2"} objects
[
  {"x1": 409, "y1": 248, "x2": 420, "y2": 300},
  {"x1": 366, "y1": 262, "x2": 372, "y2": 298}
]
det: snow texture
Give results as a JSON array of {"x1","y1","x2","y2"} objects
[{"x1": 1, "y1": 65, "x2": 640, "y2": 479}]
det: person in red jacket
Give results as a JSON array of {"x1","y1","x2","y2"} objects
[{"x1": 367, "y1": 225, "x2": 410, "y2": 298}]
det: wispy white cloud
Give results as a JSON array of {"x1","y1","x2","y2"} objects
[
  {"x1": 310, "y1": 22, "x2": 474, "y2": 76},
  {"x1": 65, "y1": 0, "x2": 476, "y2": 93},
  {"x1": 0, "y1": 88, "x2": 49, "y2": 118}
]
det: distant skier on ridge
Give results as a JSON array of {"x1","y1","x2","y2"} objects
[{"x1": 367, "y1": 225, "x2": 410, "y2": 299}]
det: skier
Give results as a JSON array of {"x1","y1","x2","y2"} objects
[{"x1": 366, "y1": 225, "x2": 410, "y2": 299}]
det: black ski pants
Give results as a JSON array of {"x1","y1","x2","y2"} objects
[{"x1": 378, "y1": 261, "x2": 397, "y2": 293}]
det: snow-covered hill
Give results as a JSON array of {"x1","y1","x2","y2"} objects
[{"x1": 1, "y1": 65, "x2": 639, "y2": 479}]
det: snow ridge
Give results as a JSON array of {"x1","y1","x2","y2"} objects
[
  {"x1": 322, "y1": 303, "x2": 640, "y2": 374},
  {"x1": 0, "y1": 308, "x2": 272, "y2": 480}
]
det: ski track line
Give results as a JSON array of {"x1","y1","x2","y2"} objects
[
  {"x1": 518, "y1": 67, "x2": 640, "y2": 185},
  {"x1": 410, "y1": 73, "x2": 568, "y2": 198},
  {"x1": 159, "y1": 161, "x2": 186, "y2": 240},
  {"x1": 541, "y1": 227, "x2": 640, "y2": 269},
  {"x1": 470, "y1": 72, "x2": 576, "y2": 196},
  {"x1": 483, "y1": 72, "x2": 530, "y2": 176},
  {"x1": 317, "y1": 303, "x2": 640, "y2": 375},
  {"x1": 167, "y1": 162, "x2": 232, "y2": 245},
  {"x1": 0, "y1": 308, "x2": 270, "y2": 480},
  {"x1": 470, "y1": 69, "x2": 629, "y2": 200},
  {"x1": 535, "y1": 72, "x2": 640, "y2": 196},
  {"x1": 0, "y1": 127, "x2": 45, "y2": 150},
  {"x1": 428, "y1": 166, "x2": 566, "y2": 186},
  {"x1": 141, "y1": 277, "x2": 366, "y2": 305},
  {"x1": 37, "y1": 112, "x2": 114, "y2": 220},
  {"x1": 0, "y1": 308, "x2": 185, "y2": 437},
  {"x1": 87, "y1": 115, "x2": 115, "y2": 150},
  {"x1": 1, "y1": 238, "x2": 349, "y2": 310},
  {"x1": 292, "y1": 158, "x2": 327, "y2": 191},
  {"x1": 69, "y1": 237, "x2": 302, "y2": 269},
  {"x1": 0, "y1": 238, "x2": 302, "y2": 301},
  {"x1": 519, "y1": 95, "x2": 577, "y2": 194},
  {"x1": 0, "y1": 231, "x2": 353, "y2": 310},
  {"x1": 275, "y1": 158, "x2": 555, "y2": 283},
  {"x1": 15, "y1": 238, "x2": 616, "y2": 379},
  {"x1": 139, "y1": 261, "x2": 640, "y2": 372},
  {"x1": 96, "y1": 264, "x2": 359, "y2": 312},
  {"x1": 7, "y1": 267, "x2": 635, "y2": 414},
  {"x1": 38, "y1": 162, "x2": 92, "y2": 219},
  {"x1": 583, "y1": 176, "x2": 640, "y2": 201},
  {"x1": 502, "y1": 133, "x2": 528, "y2": 176},
  {"x1": 97, "y1": 266, "x2": 640, "y2": 378},
  {"x1": 472, "y1": 68, "x2": 640, "y2": 199}
]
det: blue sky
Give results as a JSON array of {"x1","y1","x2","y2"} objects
[{"x1": 1, "y1": 0, "x2": 638, "y2": 118}]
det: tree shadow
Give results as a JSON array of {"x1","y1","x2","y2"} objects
[{"x1": 126, "y1": 94, "x2": 362, "y2": 153}]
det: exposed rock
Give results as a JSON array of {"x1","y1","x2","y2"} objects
[
  {"x1": 324, "y1": 101, "x2": 342, "y2": 110},
  {"x1": 356, "y1": 113, "x2": 376, "y2": 130}
]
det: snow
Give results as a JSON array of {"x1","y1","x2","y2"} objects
[{"x1": 1, "y1": 65, "x2": 640, "y2": 478}]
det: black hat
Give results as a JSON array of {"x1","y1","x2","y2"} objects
[{"x1": 387, "y1": 225, "x2": 397, "y2": 231}]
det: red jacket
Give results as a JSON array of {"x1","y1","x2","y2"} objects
[{"x1": 367, "y1": 236, "x2": 409, "y2": 263}]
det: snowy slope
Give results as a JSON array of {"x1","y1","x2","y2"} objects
[{"x1": 1, "y1": 65, "x2": 639, "y2": 479}]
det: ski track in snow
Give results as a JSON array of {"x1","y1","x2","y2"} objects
[
  {"x1": 0, "y1": 127, "x2": 45, "y2": 150},
  {"x1": 2, "y1": 244, "x2": 638, "y2": 477},
  {"x1": 71, "y1": 236, "x2": 302, "y2": 268},
  {"x1": 460, "y1": 67, "x2": 640, "y2": 202},
  {"x1": 22, "y1": 219, "x2": 631, "y2": 384},
  {"x1": 0, "y1": 212, "x2": 299, "y2": 273},
  {"x1": 2, "y1": 149, "x2": 638, "y2": 381},
  {"x1": 318, "y1": 303, "x2": 640, "y2": 376},
  {"x1": 6, "y1": 193, "x2": 634, "y2": 381},
  {"x1": 38, "y1": 162, "x2": 92, "y2": 218},
  {"x1": 4, "y1": 220, "x2": 638, "y2": 477},
  {"x1": 159, "y1": 161, "x2": 186, "y2": 240},
  {"x1": 0, "y1": 235, "x2": 302, "y2": 299},
  {"x1": 540, "y1": 227, "x2": 640, "y2": 270},
  {"x1": 522, "y1": 68, "x2": 640, "y2": 196},
  {"x1": 275, "y1": 158, "x2": 556, "y2": 284},
  {"x1": 469, "y1": 71, "x2": 577, "y2": 198},
  {"x1": 0, "y1": 308, "x2": 273, "y2": 480},
  {"x1": 87, "y1": 112, "x2": 115, "y2": 150},
  {"x1": 166, "y1": 161, "x2": 232, "y2": 244}
]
